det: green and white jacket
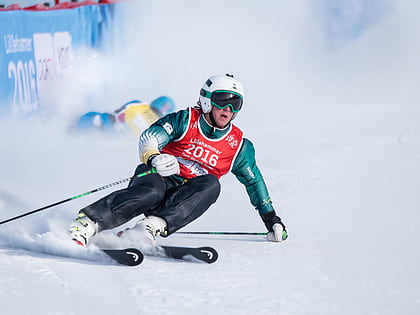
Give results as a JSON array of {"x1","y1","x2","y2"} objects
[{"x1": 138, "y1": 107, "x2": 275, "y2": 216}]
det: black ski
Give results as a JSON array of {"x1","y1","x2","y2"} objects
[
  {"x1": 156, "y1": 245, "x2": 218, "y2": 264},
  {"x1": 101, "y1": 248, "x2": 144, "y2": 266},
  {"x1": 101, "y1": 245, "x2": 218, "y2": 265}
]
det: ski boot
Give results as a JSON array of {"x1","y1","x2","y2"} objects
[
  {"x1": 69, "y1": 212, "x2": 97, "y2": 246},
  {"x1": 118, "y1": 215, "x2": 167, "y2": 243}
]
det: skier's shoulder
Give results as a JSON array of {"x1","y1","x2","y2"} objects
[
  {"x1": 151, "y1": 107, "x2": 191, "y2": 138},
  {"x1": 238, "y1": 137, "x2": 255, "y2": 156}
]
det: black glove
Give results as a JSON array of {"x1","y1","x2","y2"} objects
[{"x1": 261, "y1": 211, "x2": 288, "y2": 242}]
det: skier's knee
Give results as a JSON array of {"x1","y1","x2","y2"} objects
[{"x1": 205, "y1": 174, "x2": 221, "y2": 202}]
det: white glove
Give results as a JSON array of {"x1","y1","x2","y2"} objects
[
  {"x1": 151, "y1": 154, "x2": 180, "y2": 177},
  {"x1": 267, "y1": 223, "x2": 287, "y2": 242}
]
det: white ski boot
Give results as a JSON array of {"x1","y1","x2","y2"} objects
[
  {"x1": 69, "y1": 212, "x2": 97, "y2": 246},
  {"x1": 135, "y1": 215, "x2": 168, "y2": 241},
  {"x1": 118, "y1": 215, "x2": 168, "y2": 243}
]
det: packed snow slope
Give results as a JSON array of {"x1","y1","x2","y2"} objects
[{"x1": 1, "y1": 1, "x2": 420, "y2": 314}]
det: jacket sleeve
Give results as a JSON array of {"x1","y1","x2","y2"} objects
[
  {"x1": 231, "y1": 138, "x2": 275, "y2": 216},
  {"x1": 138, "y1": 109, "x2": 189, "y2": 163}
]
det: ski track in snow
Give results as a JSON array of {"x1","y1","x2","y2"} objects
[{"x1": 1, "y1": 1, "x2": 420, "y2": 314}]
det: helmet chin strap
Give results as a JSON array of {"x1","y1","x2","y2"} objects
[
  {"x1": 209, "y1": 110, "x2": 219, "y2": 127},
  {"x1": 209, "y1": 108, "x2": 232, "y2": 129}
]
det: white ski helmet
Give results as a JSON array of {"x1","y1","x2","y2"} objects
[{"x1": 198, "y1": 74, "x2": 244, "y2": 119}]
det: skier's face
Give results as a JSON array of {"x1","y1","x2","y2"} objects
[{"x1": 208, "y1": 106, "x2": 234, "y2": 128}]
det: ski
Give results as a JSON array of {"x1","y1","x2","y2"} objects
[
  {"x1": 11, "y1": 246, "x2": 214, "y2": 266},
  {"x1": 101, "y1": 246, "x2": 218, "y2": 265},
  {"x1": 114, "y1": 228, "x2": 218, "y2": 263},
  {"x1": 101, "y1": 248, "x2": 144, "y2": 266},
  {"x1": 150, "y1": 245, "x2": 218, "y2": 264}
]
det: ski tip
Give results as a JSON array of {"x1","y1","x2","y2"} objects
[
  {"x1": 102, "y1": 248, "x2": 144, "y2": 266},
  {"x1": 198, "y1": 246, "x2": 218, "y2": 264}
]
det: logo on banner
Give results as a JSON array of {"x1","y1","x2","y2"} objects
[{"x1": 4, "y1": 34, "x2": 33, "y2": 54}]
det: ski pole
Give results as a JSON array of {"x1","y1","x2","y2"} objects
[
  {"x1": 176, "y1": 231, "x2": 268, "y2": 235},
  {"x1": 0, "y1": 168, "x2": 156, "y2": 226}
]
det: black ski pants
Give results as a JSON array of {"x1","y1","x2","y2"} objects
[{"x1": 81, "y1": 164, "x2": 221, "y2": 235}]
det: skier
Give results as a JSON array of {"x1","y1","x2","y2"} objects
[
  {"x1": 69, "y1": 74, "x2": 288, "y2": 246},
  {"x1": 71, "y1": 96, "x2": 176, "y2": 137}
]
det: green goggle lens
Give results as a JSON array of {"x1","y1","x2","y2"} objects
[{"x1": 200, "y1": 89, "x2": 243, "y2": 113}]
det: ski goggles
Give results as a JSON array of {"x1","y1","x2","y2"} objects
[{"x1": 200, "y1": 89, "x2": 243, "y2": 113}]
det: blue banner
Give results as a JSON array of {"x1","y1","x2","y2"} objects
[{"x1": 0, "y1": 4, "x2": 119, "y2": 115}]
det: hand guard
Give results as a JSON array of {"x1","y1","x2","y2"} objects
[
  {"x1": 261, "y1": 211, "x2": 288, "y2": 242},
  {"x1": 150, "y1": 153, "x2": 180, "y2": 177},
  {"x1": 267, "y1": 223, "x2": 287, "y2": 242}
]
